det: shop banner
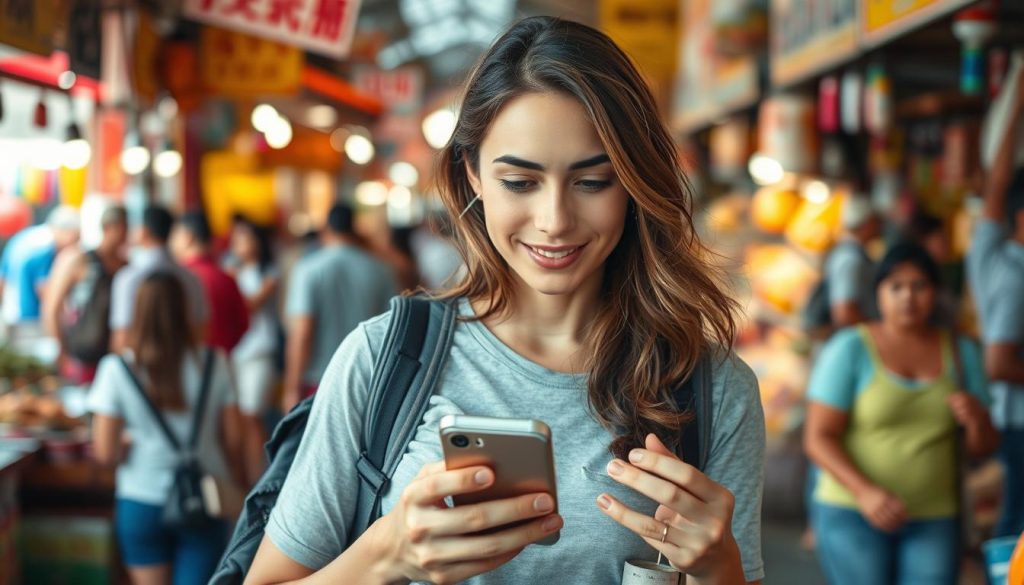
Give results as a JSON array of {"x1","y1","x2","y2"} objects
[
  {"x1": 861, "y1": 0, "x2": 974, "y2": 48},
  {"x1": 184, "y1": 0, "x2": 363, "y2": 59},
  {"x1": 0, "y1": 0, "x2": 58, "y2": 56},
  {"x1": 200, "y1": 27, "x2": 303, "y2": 97},
  {"x1": 352, "y1": 66, "x2": 423, "y2": 113},
  {"x1": 599, "y1": 0, "x2": 680, "y2": 105},
  {"x1": 771, "y1": 0, "x2": 858, "y2": 88}
]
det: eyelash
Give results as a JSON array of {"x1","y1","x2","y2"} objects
[{"x1": 497, "y1": 179, "x2": 612, "y2": 193}]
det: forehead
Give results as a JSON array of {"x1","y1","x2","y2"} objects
[{"x1": 479, "y1": 91, "x2": 606, "y2": 164}]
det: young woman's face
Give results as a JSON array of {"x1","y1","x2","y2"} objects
[
  {"x1": 230, "y1": 224, "x2": 257, "y2": 262},
  {"x1": 877, "y1": 262, "x2": 937, "y2": 328},
  {"x1": 466, "y1": 91, "x2": 630, "y2": 298}
]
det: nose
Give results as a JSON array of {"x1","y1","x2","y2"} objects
[{"x1": 533, "y1": 184, "x2": 575, "y2": 237}]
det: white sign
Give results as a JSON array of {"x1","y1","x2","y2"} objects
[{"x1": 184, "y1": 0, "x2": 362, "y2": 59}]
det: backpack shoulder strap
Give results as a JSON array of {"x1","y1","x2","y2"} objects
[
  {"x1": 351, "y1": 296, "x2": 457, "y2": 544},
  {"x1": 187, "y1": 348, "x2": 216, "y2": 450},
  {"x1": 673, "y1": 354, "x2": 713, "y2": 471},
  {"x1": 118, "y1": 354, "x2": 182, "y2": 452}
]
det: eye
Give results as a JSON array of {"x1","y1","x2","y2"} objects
[
  {"x1": 576, "y1": 179, "x2": 612, "y2": 193},
  {"x1": 498, "y1": 179, "x2": 534, "y2": 193}
]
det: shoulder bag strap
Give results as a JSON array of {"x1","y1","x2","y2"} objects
[{"x1": 118, "y1": 355, "x2": 182, "y2": 452}]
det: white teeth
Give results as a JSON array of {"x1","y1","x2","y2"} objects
[{"x1": 531, "y1": 247, "x2": 577, "y2": 259}]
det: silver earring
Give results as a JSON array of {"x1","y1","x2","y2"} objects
[{"x1": 459, "y1": 193, "x2": 481, "y2": 219}]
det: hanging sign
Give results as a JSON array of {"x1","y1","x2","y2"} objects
[
  {"x1": 0, "y1": 0, "x2": 58, "y2": 56},
  {"x1": 599, "y1": 0, "x2": 680, "y2": 105},
  {"x1": 771, "y1": 0, "x2": 858, "y2": 88},
  {"x1": 861, "y1": 0, "x2": 974, "y2": 48},
  {"x1": 352, "y1": 66, "x2": 423, "y2": 113},
  {"x1": 67, "y1": 0, "x2": 102, "y2": 79},
  {"x1": 200, "y1": 27, "x2": 304, "y2": 97},
  {"x1": 184, "y1": 0, "x2": 363, "y2": 59}
]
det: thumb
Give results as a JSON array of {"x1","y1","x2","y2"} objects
[{"x1": 645, "y1": 433, "x2": 676, "y2": 459}]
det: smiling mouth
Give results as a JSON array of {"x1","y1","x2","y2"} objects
[{"x1": 525, "y1": 245, "x2": 582, "y2": 259}]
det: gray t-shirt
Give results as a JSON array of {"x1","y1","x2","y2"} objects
[
  {"x1": 86, "y1": 350, "x2": 236, "y2": 505},
  {"x1": 284, "y1": 244, "x2": 397, "y2": 384},
  {"x1": 826, "y1": 239, "x2": 875, "y2": 318},
  {"x1": 267, "y1": 300, "x2": 766, "y2": 583},
  {"x1": 967, "y1": 218, "x2": 1024, "y2": 429}
]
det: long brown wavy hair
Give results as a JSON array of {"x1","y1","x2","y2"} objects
[
  {"x1": 127, "y1": 271, "x2": 195, "y2": 411},
  {"x1": 436, "y1": 16, "x2": 739, "y2": 458}
]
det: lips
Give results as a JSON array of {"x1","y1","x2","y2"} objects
[{"x1": 523, "y1": 243, "x2": 586, "y2": 269}]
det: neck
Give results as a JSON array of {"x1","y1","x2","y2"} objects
[
  {"x1": 322, "y1": 233, "x2": 357, "y2": 247},
  {"x1": 880, "y1": 318, "x2": 930, "y2": 339}
]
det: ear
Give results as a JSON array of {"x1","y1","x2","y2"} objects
[{"x1": 464, "y1": 157, "x2": 482, "y2": 197}]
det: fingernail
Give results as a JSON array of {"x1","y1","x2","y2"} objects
[
  {"x1": 629, "y1": 450, "x2": 644, "y2": 463},
  {"x1": 543, "y1": 515, "x2": 561, "y2": 532},
  {"x1": 474, "y1": 470, "x2": 491, "y2": 485},
  {"x1": 597, "y1": 495, "x2": 612, "y2": 510},
  {"x1": 534, "y1": 494, "x2": 554, "y2": 513},
  {"x1": 607, "y1": 460, "x2": 625, "y2": 476}
]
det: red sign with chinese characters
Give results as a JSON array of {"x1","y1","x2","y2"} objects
[
  {"x1": 184, "y1": 0, "x2": 362, "y2": 59},
  {"x1": 352, "y1": 66, "x2": 423, "y2": 113}
]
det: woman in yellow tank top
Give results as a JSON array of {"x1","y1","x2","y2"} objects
[{"x1": 805, "y1": 242, "x2": 1000, "y2": 585}]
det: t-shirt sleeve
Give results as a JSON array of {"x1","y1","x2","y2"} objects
[
  {"x1": 967, "y1": 218, "x2": 1006, "y2": 278},
  {"x1": 807, "y1": 329, "x2": 866, "y2": 411},
  {"x1": 265, "y1": 323, "x2": 378, "y2": 569},
  {"x1": 87, "y1": 355, "x2": 124, "y2": 417},
  {"x1": 955, "y1": 336, "x2": 990, "y2": 406},
  {"x1": 284, "y1": 263, "x2": 313, "y2": 319},
  {"x1": 704, "y1": 353, "x2": 765, "y2": 583},
  {"x1": 109, "y1": 271, "x2": 131, "y2": 330},
  {"x1": 984, "y1": 284, "x2": 1024, "y2": 344},
  {"x1": 827, "y1": 247, "x2": 866, "y2": 305}
]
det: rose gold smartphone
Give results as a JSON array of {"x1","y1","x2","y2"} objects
[{"x1": 439, "y1": 414, "x2": 560, "y2": 545}]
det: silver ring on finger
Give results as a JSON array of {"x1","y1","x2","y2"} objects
[{"x1": 660, "y1": 522, "x2": 669, "y2": 543}]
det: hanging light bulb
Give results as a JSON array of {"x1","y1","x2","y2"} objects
[
  {"x1": 62, "y1": 121, "x2": 91, "y2": 170},
  {"x1": 153, "y1": 140, "x2": 183, "y2": 178},
  {"x1": 34, "y1": 91, "x2": 47, "y2": 128}
]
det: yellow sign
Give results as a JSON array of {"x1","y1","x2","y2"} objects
[
  {"x1": 0, "y1": 0, "x2": 58, "y2": 55},
  {"x1": 201, "y1": 150, "x2": 277, "y2": 236},
  {"x1": 200, "y1": 27, "x2": 304, "y2": 97},
  {"x1": 862, "y1": 0, "x2": 973, "y2": 47},
  {"x1": 600, "y1": 0, "x2": 679, "y2": 105}
]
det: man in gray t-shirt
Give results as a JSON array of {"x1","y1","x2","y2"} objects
[
  {"x1": 282, "y1": 204, "x2": 396, "y2": 410},
  {"x1": 826, "y1": 197, "x2": 881, "y2": 327}
]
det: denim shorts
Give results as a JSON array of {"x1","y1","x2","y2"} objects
[{"x1": 116, "y1": 498, "x2": 227, "y2": 585}]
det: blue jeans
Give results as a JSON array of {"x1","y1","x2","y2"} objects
[
  {"x1": 812, "y1": 502, "x2": 959, "y2": 585},
  {"x1": 116, "y1": 499, "x2": 228, "y2": 585},
  {"x1": 996, "y1": 428, "x2": 1024, "y2": 537}
]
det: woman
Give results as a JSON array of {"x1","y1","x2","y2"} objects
[
  {"x1": 227, "y1": 214, "x2": 281, "y2": 484},
  {"x1": 88, "y1": 271, "x2": 244, "y2": 585},
  {"x1": 247, "y1": 16, "x2": 765, "y2": 585},
  {"x1": 804, "y1": 243, "x2": 999, "y2": 585}
]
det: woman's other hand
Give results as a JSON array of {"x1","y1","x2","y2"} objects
[
  {"x1": 598, "y1": 433, "x2": 745, "y2": 584},
  {"x1": 371, "y1": 461, "x2": 562, "y2": 585},
  {"x1": 854, "y1": 484, "x2": 908, "y2": 532}
]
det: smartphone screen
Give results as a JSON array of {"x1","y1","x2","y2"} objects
[{"x1": 439, "y1": 415, "x2": 560, "y2": 545}]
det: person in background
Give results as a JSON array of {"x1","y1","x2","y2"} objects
[
  {"x1": 0, "y1": 205, "x2": 80, "y2": 342},
  {"x1": 828, "y1": 196, "x2": 882, "y2": 328},
  {"x1": 903, "y1": 211, "x2": 962, "y2": 329},
  {"x1": 805, "y1": 243, "x2": 999, "y2": 585},
  {"x1": 225, "y1": 214, "x2": 281, "y2": 485},
  {"x1": 411, "y1": 211, "x2": 466, "y2": 291},
  {"x1": 966, "y1": 65, "x2": 1024, "y2": 538},
  {"x1": 43, "y1": 204, "x2": 128, "y2": 384},
  {"x1": 88, "y1": 271, "x2": 243, "y2": 585},
  {"x1": 376, "y1": 225, "x2": 421, "y2": 292},
  {"x1": 170, "y1": 212, "x2": 249, "y2": 354},
  {"x1": 281, "y1": 203, "x2": 396, "y2": 411},
  {"x1": 109, "y1": 206, "x2": 207, "y2": 353}
]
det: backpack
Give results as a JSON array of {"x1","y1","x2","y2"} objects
[
  {"x1": 62, "y1": 251, "x2": 113, "y2": 363},
  {"x1": 210, "y1": 296, "x2": 713, "y2": 584},
  {"x1": 119, "y1": 348, "x2": 219, "y2": 529}
]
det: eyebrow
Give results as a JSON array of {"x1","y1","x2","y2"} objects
[{"x1": 491, "y1": 154, "x2": 611, "y2": 172}]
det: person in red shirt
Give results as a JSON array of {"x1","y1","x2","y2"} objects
[{"x1": 171, "y1": 212, "x2": 249, "y2": 353}]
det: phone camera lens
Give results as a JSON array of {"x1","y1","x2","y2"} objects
[{"x1": 450, "y1": 435, "x2": 470, "y2": 448}]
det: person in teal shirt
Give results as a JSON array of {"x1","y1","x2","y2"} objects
[{"x1": 805, "y1": 242, "x2": 1000, "y2": 585}]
